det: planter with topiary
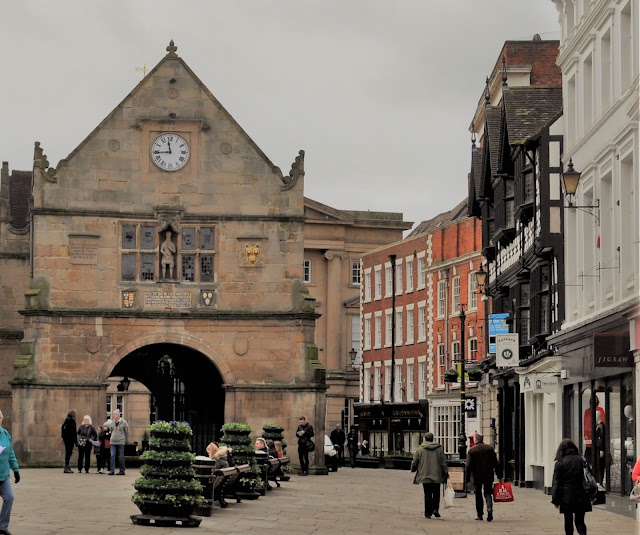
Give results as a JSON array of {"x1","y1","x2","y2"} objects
[
  {"x1": 467, "y1": 367, "x2": 483, "y2": 382},
  {"x1": 444, "y1": 369, "x2": 459, "y2": 383},
  {"x1": 220, "y1": 423, "x2": 262, "y2": 499},
  {"x1": 131, "y1": 421, "x2": 203, "y2": 527}
]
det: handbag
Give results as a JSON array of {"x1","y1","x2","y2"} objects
[
  {"x1": 630, "y1": 480, "x2": 640, "y2": 503},
  {"x1": 77, "y1": 436, "x2": 87, "y2": 447},
  {"x1": 582, "y1": 459, "x2": 598, "y2": 499},
  {"x1": 493, "y1": 481, "x2": 515, "y2": 503},
  {"x1": 306, "y1": 439, "x2": 315, "y2": 453},
  {"x1": 443, "y1": 481, "x2": 455, "y2": 509}
]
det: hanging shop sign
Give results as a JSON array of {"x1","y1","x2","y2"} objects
[
  {"x1": 489, "y1": 313, "x2": 510, "y2": 354},
  {"x1": 496, "y1": 333, "x2": 520, "y2": 367},
  {"x1": 593, "y1": 333, "x2": 632, "y2": 368}
]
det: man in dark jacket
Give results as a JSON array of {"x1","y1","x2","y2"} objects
[
  {"x1": 466, "y1": 433, "x2": 502, "y2": 522},
  {"x1": 296, "y1": 416, "x2": 314, "y2": 476},
  {"x1": 330, "y1": 424, "x2": 346, "y2": 466},
  {"x1": 411, "y1": 432, "x2": 448, "y2": 518},
  {"x1": 60, "y1": 409, "x2": 77, "y2": 474}
]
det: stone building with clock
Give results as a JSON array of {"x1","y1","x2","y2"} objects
[{"x1": 0, "y1": 41, "x2": 408, "y2": 465}]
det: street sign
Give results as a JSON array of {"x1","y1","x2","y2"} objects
[{"x1": 488, "y1": 313, "x2": 510, "y2": 354}]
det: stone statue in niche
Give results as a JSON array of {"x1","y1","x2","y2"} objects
[{"x1": 160, "y1": 230, "x2": 177, "y2": 279}]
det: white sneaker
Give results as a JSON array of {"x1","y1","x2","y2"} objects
[{"x1": 97, "y1": 470, "x2": 103, "y2": 474}]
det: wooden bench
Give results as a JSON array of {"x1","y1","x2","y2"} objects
[
  {"x1": 218, "y1": 463, "x2": 250, "y2": 506},
  {"x1": 268, "y1": 456, "x2": 290, "y2": 486}
]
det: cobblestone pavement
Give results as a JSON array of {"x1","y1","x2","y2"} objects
[{"x1": 8, "y1": 467, "x2": 640, "y2": 534}]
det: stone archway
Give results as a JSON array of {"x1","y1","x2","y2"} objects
[{"x1": 107, "y1": 342, "x2": 225, "y2": 455}]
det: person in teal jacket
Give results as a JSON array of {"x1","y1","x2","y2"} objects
[{"x1": 0, "y1": 410, "x2": 20, "y2": 535}]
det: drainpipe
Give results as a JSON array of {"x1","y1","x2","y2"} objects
[{"x1": 389, "y1": 254, "x2": 396, "y2": 403}]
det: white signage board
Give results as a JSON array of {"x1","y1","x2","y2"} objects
[{"x1": 495, "y1": 333, "x2": 520, "y2": 367}]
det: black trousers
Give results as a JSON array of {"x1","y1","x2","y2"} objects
[
  {"x1": 422, "y1": 482, "x2": 440, "y2": 516},
  {"x1": 63, "y1": 441, "x2": 75, "y2": 466},
  {"x1": 298, "y1": 446, "x2": 309, "y2": 473},
  {"x1": 77, "y1": 444, "x2": 92, "y2": 472},
  {"x1": 349, "y1": 449, "x2": 358, "y2": 468},
  {"x1": 563, "y1": 511, "x2": 587, "y2": 535},
  {"x1": 475, "y1": 480, "x2": 493, "y2": 517}
]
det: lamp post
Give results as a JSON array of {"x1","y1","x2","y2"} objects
[{"x1": 458, "y1": 304, "x2": 467, "y2": 460}]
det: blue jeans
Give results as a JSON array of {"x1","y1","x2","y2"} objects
[
  {"x1": 110, "y1": 444, "x2": 125, "y2": 473},
  {"x1": 0, "y1": 478, "x2": 14, "y2": 530}
]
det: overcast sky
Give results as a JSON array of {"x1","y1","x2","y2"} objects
[{"x1": 1, "y1": 1, "x2": 559, "y2": 230}]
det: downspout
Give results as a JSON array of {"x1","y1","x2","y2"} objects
[
  {"x1": 29, "y1": 197, "x2": 34, "y2": 278},
  {"x1": 389, "y1": 254, "x2": 396, "y2": 403}
]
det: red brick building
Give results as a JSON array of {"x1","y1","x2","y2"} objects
[{"x1": 356, "y1": 200, "x2": 488, "y2": 456}]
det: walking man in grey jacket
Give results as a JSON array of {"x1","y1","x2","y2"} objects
[
  {"x1": 411, "y1": 432, "x2": 448, "y2": 519},
  {"x1": 106, "y1": 409, "x2": 129, "y2": 476}
]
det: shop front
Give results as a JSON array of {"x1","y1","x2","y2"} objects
[
  {"x1": 556, "y1": 326, "x2": 636, "y2": 517},
  {"x1": 354, "y1": 401, "x2": 428, "y2": 457}
]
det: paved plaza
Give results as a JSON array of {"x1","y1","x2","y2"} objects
[{"x1": 8, "y1": 467, "x2": 640, "y2": 534}]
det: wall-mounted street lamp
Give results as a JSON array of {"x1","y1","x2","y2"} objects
[
  {"x1": 349, "y1": 347, "x2": 361, "y2": 371},
  {"x1": 117, "y1": 376, "x2": 131, "y2": 392},
  {"x1": 561, "y1": 159, "x2": 600, "y2": 224}
]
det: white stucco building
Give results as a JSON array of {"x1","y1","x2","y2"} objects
[{"x1": 550, "y1": 0, "x2": 639, "y2": 517}]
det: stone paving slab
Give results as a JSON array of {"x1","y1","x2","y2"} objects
[{"x1": 8, "y1": 467, "x2": 640, "y2": 534}]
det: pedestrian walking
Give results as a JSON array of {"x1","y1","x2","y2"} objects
[
  {"x1": 410, "y1": 432, "x2": 448, "y2": 519},
  {"x1": 465, "y1": 432, "x2": 502, "y2": 522},
  {"x1": 76, "y1": 415, "x2": 97, "y2": 474},
  {"x1": 296, "y1": 416, "x2": 314, "y2": 476},
  {"x1": 0, "y1": 409, "x2": 20, "y2": 535},
  {"x1": 330, "y1": 424, "x2": 346, "y2": 466},
  {"x1": 105, "y1": 409, "x2": 129, "y2": 475},
  {"x1": 551, "y1": 439, "x2": 591, "y2": 535},
  {"x1": 60, "y1": 409, "x2": 77, "y2": 473},
  {"x1": 347, "y1": 426, "x2": 359, "y2": 468}
]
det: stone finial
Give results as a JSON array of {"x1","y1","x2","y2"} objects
[
  {"x1": 166, "y1": 39, "x2": 178, "y2": 58},
  {"x1": 502, "y1": 56, "x2": 508, "y2": 88},
  {"x1": 279, "y1": 150, "x2": 305, "y2": 191},
  {"x1": 484, "y1": 76, "x2": 490, "y2": 105}
]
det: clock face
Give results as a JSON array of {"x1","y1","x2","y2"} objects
[{"x1": 151, "y1": 133, "x2": 190, "y2": 171}]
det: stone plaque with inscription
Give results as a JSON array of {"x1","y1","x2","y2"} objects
[
  {"x1": 69, "y1": 234, "x2": 99, "y2": 264},
  {"x1": 144, "y1": 291, "x2": 191, "y2": 309}
]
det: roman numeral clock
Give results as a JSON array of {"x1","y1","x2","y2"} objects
[{"x1": 151, "y1": 133, "x2": 190, "y2": 171}]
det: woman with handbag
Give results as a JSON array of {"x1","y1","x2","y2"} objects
[
  {"x1": 551, "y1": 439, "x2": 591, "y2": 535},
  {"x1": 76, "y1": 415, "x2": 97, "y2": 474}
]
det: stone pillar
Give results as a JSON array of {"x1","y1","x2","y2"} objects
[{"x1": 324, "y1": 250, "x2": 345, "y2": 372}]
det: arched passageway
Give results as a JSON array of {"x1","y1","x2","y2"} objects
[{"x1": 110, "y1": 343, "x2": 224, "y2": 454}]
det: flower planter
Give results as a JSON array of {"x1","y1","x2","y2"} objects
[
  {"x1": 443, "y1": 375, "x2": 459, "y2": 383},
  {"x1": 467, "y1": 373, "x2": 482, "y2": 382},
  {"x1": 355, "y1": 458, "x2": 382, "y2": 468},
  {"x1": 138, "y1": 500, "x2": 196, "y2": 518},
  {"x1": 384, "y1": 457, "x2": 412, "y2": 470},
  {"x1": 132, "y1": 421, "x2": 202, "y2": 523}
]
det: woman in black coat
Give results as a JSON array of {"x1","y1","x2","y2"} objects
[
  {"x1": 551, "y1": 439, "x2": 592, "y2": 535},
  {"x1": 61, "y1": 409, "x2": 77, "y2": 473}
]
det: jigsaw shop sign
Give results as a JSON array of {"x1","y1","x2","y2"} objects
[{"x1": 593, "y1": 333, "x2": 632, "y2": 368}]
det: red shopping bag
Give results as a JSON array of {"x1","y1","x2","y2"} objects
[{"x1": 493, "y1": 481, "x2": 515, "y2": 503}]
